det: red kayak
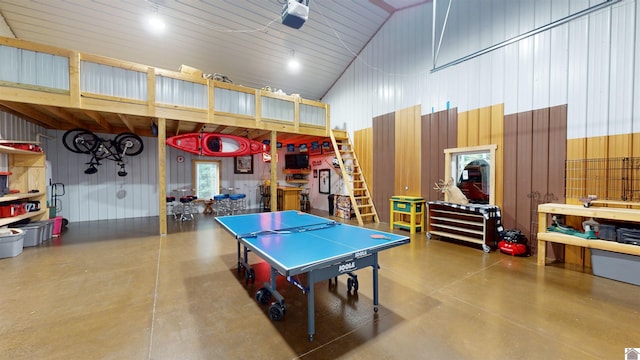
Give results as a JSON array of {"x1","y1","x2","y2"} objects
[{"x1": 166, "y1": 133, "x2": 268, "y2": 157}]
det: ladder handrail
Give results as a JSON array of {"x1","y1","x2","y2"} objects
[{"x1": 329, "y1": 130, "x2": 379, "y2": 225}]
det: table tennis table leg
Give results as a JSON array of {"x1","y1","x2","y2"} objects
[
  {"x1": 236, "y1": 241, "x2": 241, "y2": 271},
  {"x1": 307, "y1": 270, "x2": 316, "y2": 341},
  {"x1": 236, "y1": 241, "x2": 254, "y2": 283},
  {"x1": 372, "y1": 253, "x2": 379, "y2": 312}
]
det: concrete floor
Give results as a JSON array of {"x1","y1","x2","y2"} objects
[{"x1": 1, "y1": 211, "x2": 639, "y2": 359}]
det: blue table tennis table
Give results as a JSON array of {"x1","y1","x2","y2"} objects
[{"x1": 216, "y1": 210, "x2": 410, "y2": 341}]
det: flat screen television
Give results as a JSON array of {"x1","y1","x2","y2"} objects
[{"x1": 285, "y1": 154, "x2": 309, "y2": 169}]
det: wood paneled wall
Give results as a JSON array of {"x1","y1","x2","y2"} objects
[
  {"x1": 394, "y1": 105, "x2": 422, "y2": 196},
  {"x1": 370, "y1": 103, "x2": 569, "y2": 260},
  {"x1": 354, "y1": 128, "x2": 373, "y2": 194},
  {"x1": 503, "y1": 105, "x2": 567, "y2": 258},
  {"x1": 421, "y1": 109, "x2": 457, "y2": 202},
  {"x1": 372, "y1": 112, "x2": 396, "y2": 223},
  {"x1": 457, "y1": 104, "x2": 505, "y2": 209},
  {"x1": 564, "y1": 131, "x2": 640, "y2": 266}
]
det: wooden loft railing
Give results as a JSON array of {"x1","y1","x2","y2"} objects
[{"x1": 0, "y1": 36, "x2": 330, "y2": 137}]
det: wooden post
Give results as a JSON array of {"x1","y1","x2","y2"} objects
[
  {"x1": 537, "y1": 210, "x2": 547, "y2": 266},
  {"x1": 158, "y1": 117, "x2": 167, "y2": 235},
  {"x1": 270, "y1": 131, "x2": 278, "y2": 211}
]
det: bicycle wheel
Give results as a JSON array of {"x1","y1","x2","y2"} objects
[
  {"x1": 62, "y1": 128, "x2": 89, "y2": 154},
  {"x1": 72, "y1": 130, "x2": 100, "y2": 154},
  {"x1": 115, "y1": 133, "x2": 144, "y2": 156}
]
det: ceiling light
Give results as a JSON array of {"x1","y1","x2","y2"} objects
[
  {"x1": 288, "y1": 58, "x2": 301, "y2": 73},
  {"x1": 147, "y1": 14, "x2": 166, "y2": 34},
  {"x1": 287, "y1": 50, "x2": 301, "y2": 74}
]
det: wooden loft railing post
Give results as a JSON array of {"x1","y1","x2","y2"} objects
[
  {"x1": 69, "y1": 51, "x2": 80, "y2": 107},
  {"x1": 147, "y1": 67, "x2": 156, "y2": 116}
]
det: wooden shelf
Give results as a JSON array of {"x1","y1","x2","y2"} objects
[
  {"x1": 285, "y1": 179, "x2": 309, "y2": 184},
  {"x1": 537, "y1": 232, "x2": 640, "y2": 256},
  {"x1": 429, "y1": 215, "x2": 484, "y2": 227},
  {"x1": 0, "y1": 208, "x2": 47, "y2": 227},
  {"x1": 428, "y1": 230, "x2": 485, "y2": 245},
  {"x1": 0, "y1": 192, "x2": 43, "y2": 203},
  {"x1": 430, "y1": 223, "x2": 484, "y2": 235},
  {"x1": 537, "y1": 203, "x2": 640, "y2": 265},
  {"x1": 0, "y1": 144, "x2": 48, "y2": 227},
  {"x1": 0, "y1": 144, "x2": 44, "y2": 156},
  {"x1": 283, "y1": 168, "x2": 311, "y2": 174}
]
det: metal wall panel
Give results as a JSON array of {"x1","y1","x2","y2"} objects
[
  {"x1": 38, "y1": 129, "x2": 271, "y2": 223},
  {"x1": 324, "y1": 1, "x2": 636, "y2": 144},
  {"x1": 608, "y1": 3, "x2": 635, "y2": 136},
  {"x1": 585, "y1": 8, "x2": 611, "y2": 138}
]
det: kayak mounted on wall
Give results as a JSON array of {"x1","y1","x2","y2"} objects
[{"x1": 166, "y1": 133, "x2": 268, "y2": 157}]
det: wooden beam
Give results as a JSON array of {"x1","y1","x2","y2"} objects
[
  {"x1": 117, "y1": 113, "x2": 136, "y2": 133},
  {"x1": 206, "y1": 124, "x2": 226, "y2": 133},
  {"x1": 39, "y1": 106, "x2": 84, "y2": 128},
  {"x1": 84, "y1": 110, "x2": 112, "y2": 133},
  {"x1": 0, "y1": 102, "x2": 56, "y2": 128},
  {"x1": 194, "y1": 123, "x2": 206, "y2": 133}
]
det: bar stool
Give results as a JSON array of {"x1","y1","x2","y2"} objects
[
  {"x1": 166, "y1": 196, "x2": 176, "y2": 216},
  {"x1": 259, "y1": 185, "x2": 271, "y2": 212},
  {"x1": 178, "y1": 196, "x2": 195, "y2": 221},
  {"x1": 229, "y1": 193, "x2": 246, "y2": 214},
  {"x1": 213, "y1": 194, "x2": 230, "y2": 216},
  {"x1": 300, "y1": 192, "x2": 310, "y2": 212}
]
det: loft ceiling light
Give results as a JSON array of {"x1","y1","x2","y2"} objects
[
  {"x1": 287, "y1": 50, "x2": 301, "y2": 74},
  {"x1": 145, "y1": 4, "x2": 166, "y2": 35}
]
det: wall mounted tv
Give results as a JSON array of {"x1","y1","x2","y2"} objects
[{"x1": 285, "y1": 154, "x2": 309, "y2": 169}]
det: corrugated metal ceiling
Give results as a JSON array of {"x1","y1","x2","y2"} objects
[{"x1": 0, "y1": 0, "x2": 427, "y2": 101}]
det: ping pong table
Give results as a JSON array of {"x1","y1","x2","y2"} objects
[{"x1": 216, "y1": 210, "x2": 410, "y2": 341}]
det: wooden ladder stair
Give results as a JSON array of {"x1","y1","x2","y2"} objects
[{"x1": 330, "y1": 131, "x2": 379, "y2": 226}]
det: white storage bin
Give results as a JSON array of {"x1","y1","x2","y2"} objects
[
  {"x1": 12, "y1": 223, "x2": 45, "y2": 247},
  {"x1": 0, "y1": 228, "x2": 24, "y2": 258}
]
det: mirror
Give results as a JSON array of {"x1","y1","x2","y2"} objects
[{"x1": 444, "y1": 145, "x2": 497, "y2": 205}]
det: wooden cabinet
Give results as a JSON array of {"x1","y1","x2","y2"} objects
[
  {"x1": 537, "y1": 203, "x2": 640, "y2": 266},
  {"x1": 426, "y1": 201, "x2": 500, "y2": 252},
  {"x1": 0, "y1": 144, "x2": 48, "y2": 227},
  {"x1": 277, "y1": 187, "x2": 303, "y2": 211}
]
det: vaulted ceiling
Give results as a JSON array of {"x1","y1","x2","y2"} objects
[{"x1": 0, "y1": 0, "x2": 428, "y2": 139}]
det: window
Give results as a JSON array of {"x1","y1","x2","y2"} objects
[{"x1": 192, "y1": 160, "x2": 221, "y2": 199}]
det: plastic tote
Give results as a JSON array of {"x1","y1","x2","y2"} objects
[
  {"x1": 12, "y1": 222, "x2": 46, "y2": 247},
  {"x1": 0, "y1": 228, "x2": 24, "y2": 258}
]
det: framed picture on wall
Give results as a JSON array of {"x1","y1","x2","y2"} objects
[
  {"x1": 319, "y1": 169, "x2": 330, "y2": 194},
  {"x1": 234, "y1": 155, "x2": 253, "y2": 174},
  {"x1": 309, "y1": 141, "x2": 321, "y2": 156}
]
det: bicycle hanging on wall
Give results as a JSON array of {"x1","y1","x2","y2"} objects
[{"x1": 62, "y1": 128, "x2": 144, "y2": 176}]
